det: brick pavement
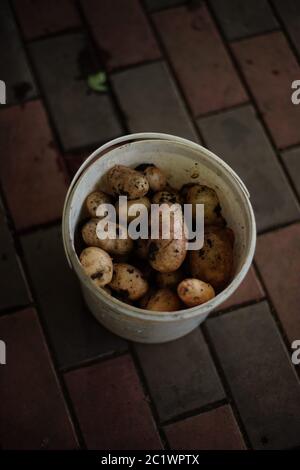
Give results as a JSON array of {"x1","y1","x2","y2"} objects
[{"x1": 1, "y1": 0, "x2": 300, "y2": 450}]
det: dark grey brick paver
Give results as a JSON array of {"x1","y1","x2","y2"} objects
[
  {"x1": 206, "y1": 301, "x2": 300, "y2": 449},
  {"x1": 282, "y1": 147, "x2": 300, "y2": 199},
  {"x1": 21, "y1": 226, "x2": 127, "y2": 369},
  {"x1": 0, "y1": 0, "x2": 37, "y2": 104},
  {"x1": 0, "y1": 199, "x2": 30, "y2": 311},
  {"x1": 145, "y1": 0, "x2": 186, "y2": 12},
  {"x1": 210, "y1": 0, "x2": 278, "y2": 41},
  {"x1": 198, "y1": 105, "x2": 300, "y2": 232},
  {"x1": 135, "y1": 328, "x2": 225, "y2": 421},
  {"x1": 112, "y1": 61, "x2": 199, "y2": 141},
  {"x1": 30, "y1": 33, "x2": 122, "y2": 151}
]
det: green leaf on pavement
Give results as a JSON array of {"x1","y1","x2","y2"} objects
[{"x1": 87, "y1": 71, "x2": 108, "y2": 93}]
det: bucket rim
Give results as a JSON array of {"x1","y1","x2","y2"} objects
[{"x1": 62, "y1": 132, "x2": 257, "y2": 322}]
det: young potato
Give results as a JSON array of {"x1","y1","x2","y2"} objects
[
  {"x1": 79, "y1": 247, "x2": 113, "y2": 287},
  {"x1": 146, "y1": 288, "x2": 182, "y2": 312},
  {"x1": 148, "y1": 204, "x2": 187, "y2": 273},
  {"x1": 116, "y1": 196, "x2": 151, "y2": 222},
  {"x1": 148, "y1": 238, "x2": 186, "y2": 273},
  {"x1": 156, "y1": 270, "x2": 184, "y2": 289},
  {"x1": 106, "y1": 165, "x2": 149, "y2": 199},
  {"x1": 189, "y1": 227, "x2": 234, "y2": 291},
  {"x1": 152, "y1": 190, "x2": 181, "y2": 205},
  {"x1": 85, "y1": 190, "x2": 112, "y2": 217},
  {"x1": 186, "y1": 184, "x2": 224, "y2": 226},
  {"x1": 82, "y1": 219, "x2": 133, "y2": 255},
  {"x1": 109, "y1": 263, "x2": 148, "y2": 301},
  {"x1": 177, "y1": 278, "x2": 215, "y2": 307},
  {"x1": 135, "y1": 163, "x2": 167, "y2": 192}
]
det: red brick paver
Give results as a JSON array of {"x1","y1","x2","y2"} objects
[
  {"x1": 13, "y1": 0, "x2": 81, "y2": 40},
  {"x1": 165, "y1": 405, "x2": 245, "y2": 450},
  {"x1": 153, "y1": 4, "x2": 247, "y2": 116},
  {"x1": 232, "y1": 31, "x2": 300, "y2": 149},
  {"x1": 65, "y1": 354, "x2": 162, "y2": 450},
  {"x1": 0, "y1": 101, "x2": 68, "y2": 230},
  {"x1": 81, "y1": 0, "x2": 161, "y2": 71},
  {"x1": 255, "y1": 223, "x2": 300, "y2": 343},
  {"x1": 0, "y1": 308, "x2": 78, "y2": 449}
]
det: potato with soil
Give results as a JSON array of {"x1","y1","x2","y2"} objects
[
  {"x1": 135, "y1": 164, "x2": 167, "y2": 192},
  {"x1": 185, "y1": 184, "x2": 224, "y2": 226},
  {"x1": 146, "y1": 288, "x2": 182, "y2": 312},
  {"x1": 148, "y1": 205, "x2": 187, "y2": 273},
  {"x1": 189, "y1": 227, "x2": 234, "y2": 291},
  {"x1": 85, "y1": 191, "x2": 112, "y2": 217},
  {"x1": 82, "y1": 218, "x2": 133, "y2": 255},
  {"x1": 152, "y1": 190, "x2": 182, "y2": 205},
  {"x1": 106, "y1": 165, "x2": 149, "y2": 199},
  {"x1": 79, "y1": 247, "x2": 113, "y2": 288},
  {"x1": 156, "y1": 269, "x2": 184, "y2": 289},
  {"x1": 177, "y1": 278, "x2": 215, "y2": 307},
  {"x1": 109, "y1": 263, "x2": 148, "y2": 301},
  {"x1": 148, "y1": 238, "x2": 186, "y2": 273},
  {"x1": 116, "y1": 196, "x2": 151, "y2": 222}
]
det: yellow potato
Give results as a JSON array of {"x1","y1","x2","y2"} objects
[
  {"x1": 190, "y1": 227, "x2": 234, "y2": 291},
  {"x1": 146, "y1": 288, "x2": 182, "y2": 312},
  {"x1": 109, "y1": 263, "x2": 148, "y2": 301},
  {"x1": 152, "y1": 190, "x2": 181, "y2": 205},
  {"x1": 148, "y1": 204, "x2": 187, "y2": 273},
  {"x1": 106, "y1": 165, "x2": 149, "y2": 199},
  {"x1": 85, "y1": 191, "x2": 112, "y2": 217},
  {"x1": 82, "y1": 219, "x2": 133, "y2": 255},
  {"x1": 149, "y1": 238, "x2": 186, "y2": 273},
  {"x1": 177, "y1": 278, "x2": 215, "y2": 307},
  {"x1": 139, "y1": 287, "x2": 155, "y2": 309},
  {"x1": 79, "y1": 247, "x2": 113, "y2": 287},
  {"x1": 116, "y1": 196, "x2": 150, "y2": 222},
  {"x1": 156, "y1": 270, "x2": 184, "y2": 289},
  {"x1": 135, "y1": 164, "x2": 167, "y2": 192}
]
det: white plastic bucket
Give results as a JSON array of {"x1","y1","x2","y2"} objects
[{"x1": 62, "y1": 133, "x2": 256, "y2": 343}]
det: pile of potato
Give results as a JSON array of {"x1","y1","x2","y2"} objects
[{"x1": 79, "y1": 164, "x2": 234, "y2": 312}]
